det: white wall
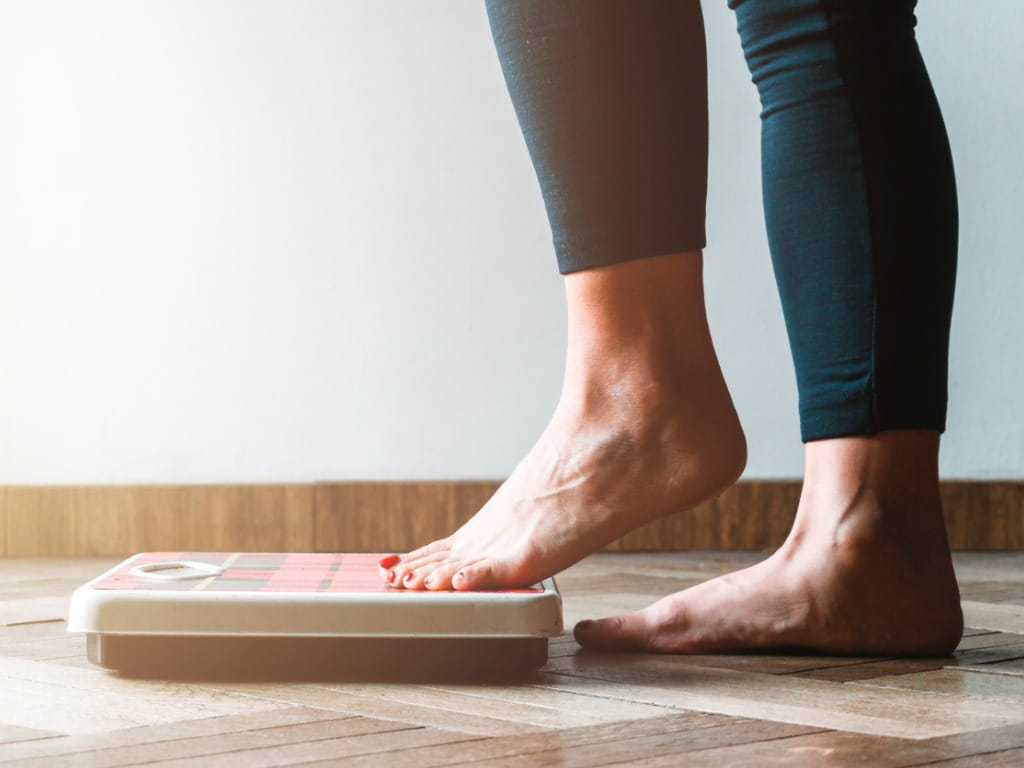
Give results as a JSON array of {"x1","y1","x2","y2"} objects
[{"x1": 0, "y1": 0, "x2": 1020, "y2": 483}]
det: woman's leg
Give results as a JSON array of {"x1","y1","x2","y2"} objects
[
  {"x1": 576, "y1": 0, "x2": 963, "y2": 654},
  {"x1": 383, "y1": 0, "x2": 746, "y2": 591}
]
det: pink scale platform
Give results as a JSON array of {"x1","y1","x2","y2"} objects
[{"x1": 67, "y1": 552, "x2": 563, "y2": 679}]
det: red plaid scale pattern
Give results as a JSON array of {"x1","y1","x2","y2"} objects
[{"x1": 92, "y1": 552, "x2": 542, "y2": 593}]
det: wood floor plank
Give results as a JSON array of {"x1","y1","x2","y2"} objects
[
  {"x1": 607, "y1": 722, "x2": 1024, "y2": 768},
  {"x1": 550, "y1": 629, "x2": 883, "y2": 676},
  {"x1": 2, "y1": 618, "x2": 77, "y2": 651},
  {"x1": 794, "y1": 658, "x2": 951, "y2": 683},
  {"x1": 6, "y1": 553, "x2": 1024, "y2": 766},
  {"x1": 0, "y1": 619, "x2": 72, "y2": 641},
  {"x1": 0, "y1": 657, "x2": 287, "y2": 735},
  {"x1": 792, "y1": 637, "x2": 1024, "y2": 682},
  {"x1": 962, "y1": 601, "x2": 1024, "y2": 634},
  {"x1": 0, "y1": 707, "x2": 341, "y2": 764},
  {"x1": 205, "y1": 680, "x2": 670, "y2": 732},
  {"x1": 414, "y1": 681, "x2": 677, "y2": 725},
  {"x1": 915, "y1": 747, "x2": 1024, "y2": 767},
  {"x1": 142, "y1": 726, "x2": 480, "y2": 768},
  {"x1": 0, "y1": 578, "x2": 79, "y2": 601},
  {"x1": 313, "y1": 712, "x2": 733, "y2": 768},
  {"x1": 0, "y1": 558, "x2": 121, "y2": 597},
  {"x1": 540, "y1": 635, "x2": 878, "y2": 679},
  {"x1": 914, "y1": 723, "x2": 1024, "y2": 763},
  {"x1": 472, "y1": 720, "x2": 821, "y2": 767},
  {"x1": 961, "y1": 627, "x2": 1007, "y2": 638},
  {"x1": 954, "y1": 631, "x2": 1024, "y2": 651},
  {"x1": 957, "y1": 657, "x2": 1024, "y2": 677},
  {"x1": 559, "y1": 593, "x2": 659, "y2": 630},
  {"x1": 953, "y1": 642, "x2": 1024, "y2": 667},
  {"x1": 0, "y1": 558, "x2": 121, "y2": 581},
  {"x1": 262, "y1": 689, "x2": 540, "y2": 736},
  {"x1": 958, "y1": 582, "x2": 1024, "y2": 602},
  {"x1": 538, "y1": 654, "x2": 1024, "y2": 739},
  {"x1": 12, "y1": 716, "x2": 410, "y2": 768},
  {"x1": 0, "y1": 723, "x2": 60, "y2": 745},
  {"x1": 0, "y1": 629, "x2": 82, "y2": 661},
  {"x1": 310, "y1": 683, "x2": 594, "y2": 729},
  {"x1": 654, "y1": 652, "x2": 881, "y2": 677},
  {"x1": 851, "y1": 668, "x2": 1024, "y2": 703},
  {"x1": 196, "y1": 683, "x2": 559, "y2": 736},
  {"x1": 0, "y1": 596, "x2": 69, "y2": 626}
]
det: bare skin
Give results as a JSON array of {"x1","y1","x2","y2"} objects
[
  {"x1": 574, "y1": 430, "x2": 964, "y2": 656},
  {"x1": 379, "y1": 252, "x2": 963, "y2": 657},
  {"x1": 380, "y1": 250, "x2": 747, "y2": 591}
]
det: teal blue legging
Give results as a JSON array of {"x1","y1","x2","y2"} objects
[{"x1": 484, "y1": 0, "x2": 958, "y2": 442}]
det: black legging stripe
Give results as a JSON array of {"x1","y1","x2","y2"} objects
[{"x1": 484, "y1": 0, "x2": 958, "y2": 442}]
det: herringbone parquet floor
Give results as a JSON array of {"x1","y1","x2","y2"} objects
[{"x1": 2, "y1": 552, "x2": 1023, "y2": 766}]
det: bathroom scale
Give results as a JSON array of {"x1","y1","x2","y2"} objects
[{"x1": 67, "y1": 552, "x2": 563, "y2": 679}]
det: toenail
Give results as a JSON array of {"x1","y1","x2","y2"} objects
[
  {"x1": 377, "y1": 554, "x2": 400, "y2": 568},
  {"x1": 387, "y1": 570, "x2": 397, "y2": 583},
  {"x1": 404, "y1": 571, "x2": 415, "y2": 583},
  {"x1": 424, "y1": 576, "x2": 433, "y2": 587}
]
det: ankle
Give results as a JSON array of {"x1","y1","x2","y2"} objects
[
  {"x1": 564, "y1": 251, "x2": 716, "y2": 366},
  {"x1": 788, "y1": 431, "x2": 953, "y2": 568},
  {"x1": 802, "y1": 431, "x2": 940, "y2": 506}
]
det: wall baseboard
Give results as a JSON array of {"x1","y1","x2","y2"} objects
[{"x1": 1, "y1": 481, "x2": 1021, "y2": 556}]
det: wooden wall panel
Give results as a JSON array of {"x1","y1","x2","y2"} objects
[
  {"x1": 3, "y1": 486, "x2": 314, "y2": 556},
  {"x1": 942, "y1": 482, "x2": 1024, "y2": 550},
  {"x1": 4, "y1": 487, "x2": 78, "y2": 556},
  {"x1": 126, "y1": 485, "x2": 315, "y2": 553},
  {"x1": 314, "y1": 482, "x2": 501, "y2": 554},
  {"x1": 0, "y1": 487, "x2": 6, "y2": 556},
  {"x1": 0, "y1": 481, "x2": 1020, "y2": 555},
  {"x1": 615, "y1": 482, "x2": 803, "y2": 551}
]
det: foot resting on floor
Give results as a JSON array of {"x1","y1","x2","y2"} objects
[{"x1": 574, "y1": 433, "x2": 964, "y2": 656}]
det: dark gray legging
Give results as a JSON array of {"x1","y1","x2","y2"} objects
[{"x1": 483, "y1": 0, "x2": 958, "y2": 443}]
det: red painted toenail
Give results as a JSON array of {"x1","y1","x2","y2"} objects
[
  {"x1": 404, "y1": 571, "x2": 415, "y2": 583},
  {"x1": 377, "y1": 554, "x2": 400, "y2": 568},
  {"x1": 423, "y1": 576, "x2": 433, "y2": 587},
  {"x1": 387, "y1": 570, "x2": 397, "y2": 582}
]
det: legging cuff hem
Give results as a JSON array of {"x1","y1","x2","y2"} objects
[
  {"x1": 557, "y1": 237, "x2": 707, "y2": 275},
  {"x1": 801, "y1": 411, "x2": 948, "y2": 443}
]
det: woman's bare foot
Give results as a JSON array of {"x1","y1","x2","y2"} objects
[
  {"x1": 574, "y1": 431, "x2": 964, "y2": 656},
  {"x1": 381, "y1": 251, "x2": 746, "y2": 591}
]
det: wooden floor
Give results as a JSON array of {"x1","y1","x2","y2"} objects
[{"x1": 2, "y1": 552, "x2": 1023, "y2": 766}]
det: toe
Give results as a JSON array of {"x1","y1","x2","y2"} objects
[
  {"x1": 376, "y1": 555, "x2": 401, "y2": 586},
  {"x1": 391, "y1": 557, "x2": 448, "y2": 593},
  {"x1": 452, "y1": 557, "x2": 524, "y2": 590},
  {"x1": 422, "y1": 561, "x2": 463, "y2": 591},
  {"x1": 401, "y1": 567, "x2": 431, "y2": 590},
  {"x1": 383, "y1": 539, "x2": 451, "y2": 585},
  {"x1": 573, "y1": 611, "x2": 657, "y2": 651}
]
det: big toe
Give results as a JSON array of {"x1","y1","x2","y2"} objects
[{"x1": 573, "y1": 611, "x2": 657, "y2": 651}]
